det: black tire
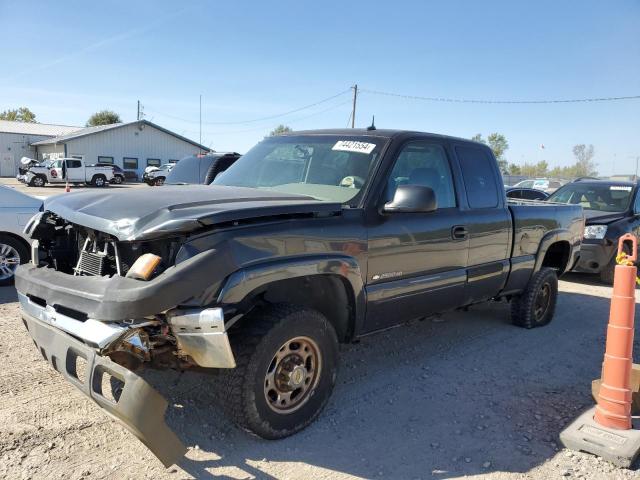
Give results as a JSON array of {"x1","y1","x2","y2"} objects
[
  {"x1": 91, "y1": 175, "x2": 107, "y2": 188},
  {"x1": 29, "y1": 175, "x2": 46, "y2": 188},
  {"x1": 112, "y1": 175, "x2": 124, "y2": 185},
  {"x1": 216, "y1": 304, "x2": 339, "y2": 439},
  {"x1": 154, "y1": 177, "x2": 165, "y2": 186},
  {"x1": 511, "y1": 267, "x2": 558, "y2": 329},
  {"x1": 0, "y1": 235, "x2": 29, "y2": 286}
]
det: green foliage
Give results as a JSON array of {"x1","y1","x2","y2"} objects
[
  {"x1": 269, "y1": 124, "x2": 293, "y2": 136},
  {"x1": 513, "y1": 145, "x2": 598, "y2": 180},
  {"x1": 471, "y1": 132, "x2": 509, "y2": 172},
  {"x1": 86, "y1": 110, "x2": 122, "y2": 127},
  {"x1": 0, "y1": 107, "x2": 36, "y2": 123},
  {"x1": 571, "y1": 144, "x2": 597, "y2": 177}
]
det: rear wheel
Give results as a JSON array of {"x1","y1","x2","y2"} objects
[
  {"x1": 0, "y1": 235, "x2": 29, "y2": 286},
  {"x1": 511, "y1": 267, "x2": 558, "y2": 329},
  {"x1": 92, "y1": 175, "x2": 107, "y2": 187},
  {"x1": 215, "y1": 304, "x2": 339, "y2": 439}
]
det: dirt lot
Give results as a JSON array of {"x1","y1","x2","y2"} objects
[{"x1": 1, "y1": 276, "x2": 639, "y2": 480}]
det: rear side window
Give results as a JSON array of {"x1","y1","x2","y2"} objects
[
  {"x1": 456, "y1": 146, "x2": 499, "y2": 208},
  {"x1": 65, "y1": 160, "x2": 82, "y2": 168}
]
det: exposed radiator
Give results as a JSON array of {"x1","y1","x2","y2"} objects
[{"x1": 75, "y1": 250, "x2": 107, "y2": 276}]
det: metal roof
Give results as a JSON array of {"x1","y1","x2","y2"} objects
[
  {"x1": 0, "y1": 120, "x2": 81, "y2": 137},
  {"x1": 30, "y1": 120, "x2": 210, "y2": 151}
]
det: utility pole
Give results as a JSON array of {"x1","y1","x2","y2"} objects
[
  {"x1": 199, "y1": 94, "x2": 202, "y2": 154},
  {"x1": 137, "y1": 100, "x2": 144, "y2": 121},
  {"x1": 351, "y1": 84, "x2": 358, "y2": 128}
]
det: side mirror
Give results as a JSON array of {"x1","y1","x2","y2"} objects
[{"x1": 383, "y1": 184, "x2": 437, "y2": 213}]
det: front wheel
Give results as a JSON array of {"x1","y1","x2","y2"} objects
[
  {"x1": 511, "y1": 267, "x2": 558, "y2": 329},
  {"x1": 216, "y1": 304, "x2": 339, "y2": 439},
  {"x1": 112, "y1": 175, "x2": 123, "y2": 185},
  {"x1": 29, "y1": 175, "x2": 46, "y2": 188},
  {"x1": 154, "y1": 177, "x2": 165, "y2": 186},
  {"x1": 0, "y1": 235, "x2": 29, "y2": 286}
]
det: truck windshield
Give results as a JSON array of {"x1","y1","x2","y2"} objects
[
  {"x1": 213, "y1": 135, "x2": 387, "y2": 204},
  {"x1": 548, "y1": 183, "x2": 633, "y2": 212}
]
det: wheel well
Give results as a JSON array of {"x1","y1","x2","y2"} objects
[
  {"x1": 241, "y1": 275, "x2": 356, "y2": 342},
  {"x1": 542, "y1": 241, "x2": 571, "y2": 274}
]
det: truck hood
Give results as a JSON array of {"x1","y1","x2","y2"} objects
[
  {"x1": 584, "y1": 209, "x2": 626, "y2": 225},
  {"x1": 44, "y1": 185, "x2": 341, "y2": 241}
]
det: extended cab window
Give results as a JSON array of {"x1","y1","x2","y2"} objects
[
  {"x1": 65, "y1": 160, "x2": 82, "y2": 168},
  {"x1": 386, "y1": 142, "x2": 456, "y2": 208},
  {"x1": 456, "y1": 146, "x2": 499, "y2": 208}
]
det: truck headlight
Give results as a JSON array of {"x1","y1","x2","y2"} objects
[{"x1": 584, "y1": 225, "x2": 607, "y2": 240}]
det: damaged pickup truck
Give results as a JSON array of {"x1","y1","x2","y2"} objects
[{"x1": 16, "y1": 129, "x2": 584, "y2": 466}]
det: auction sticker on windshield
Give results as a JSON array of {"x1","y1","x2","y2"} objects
[
  {"x1": 332, "y1": 140, "x2": 376, "y2": 154},
  {"x1": 610, "y1": 186, "x2": 632, "y2": 191}
]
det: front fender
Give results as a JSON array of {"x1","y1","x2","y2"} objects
[{"x1": 216, "y1": 255, "x2": 366, "y2": 332}]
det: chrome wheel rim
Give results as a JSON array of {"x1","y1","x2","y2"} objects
[
  {"x1": 34, "y1": 177, "x2": 44, "y2": 187},
  {"x1": 0, "y1": 243, "x2": 20, "y2": 281},
  {"x1": 264, "y1": 336, "x2": 322, "y2": 413},
  {"x1": 95, "y1": 177, "x2": 104, "y2": 187}
]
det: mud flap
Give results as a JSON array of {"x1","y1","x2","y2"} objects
[{"x1": 21, "y1": 313, "x2": 187, "y2": 467}]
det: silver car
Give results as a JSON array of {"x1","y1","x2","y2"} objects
[{"x1": 0, "y1": 185, "x2": 42, "y2": 285}]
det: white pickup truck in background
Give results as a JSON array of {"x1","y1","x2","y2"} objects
[{"x1": 25, "y1": 158, "x2": 115, "y2": 188}]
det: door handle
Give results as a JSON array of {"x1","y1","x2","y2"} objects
[{"x1": 452, "y1": 225, "x2": 468, "y2": 240}]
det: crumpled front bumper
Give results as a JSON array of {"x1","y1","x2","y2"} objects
[{"x1": 21, "y1": 311, "x2": 187, "y2": 467}]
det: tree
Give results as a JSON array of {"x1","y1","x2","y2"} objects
[
  {"x1": 520, "y1": 160, "x2": 549, "y2": 177},
  {"x1": 86, "y1": 110, "x2": 121, "y2": 127},
  {"x1": 507, "y1": 163, "x2": 521, "y2": 175},
  {"x1": 572, "y1": 144, "x2": 597, "y2": 177},
  {"x1": 0, "y1": 107, "x2": 36, "y2": 123},
  {"x1": 471, "y1": 132, "x2": 509, "y2": 171},
  {"x1": 269, "y1": 124, "x2": 292, "y2": 136}
]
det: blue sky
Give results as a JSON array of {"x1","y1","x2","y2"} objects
[{"x1": 1, "y1": 0, "x2": 638, "y2": 174}]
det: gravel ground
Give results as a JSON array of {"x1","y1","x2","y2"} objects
[
  {"x1": 1, "y1": 275, "x2": 640, "y2": 479},
  {"x1": 0, "y1": 177, "x2": 147, "y2": 199}
]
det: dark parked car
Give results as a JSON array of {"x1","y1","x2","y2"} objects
[
  {"x1": 547, "y1": 180, "x2": 639, "y2": 283},
  {"x1": 506, "y1": 187, "x2": 549, "y2": 201},
  {"x1": 95, "y1": 163, "x2": 125, "y2": 184},
  {"x1": 16, "y1": 129, "x2": 583, "y2": 466},
  {"x1": 165, "y1": 152, "x2": 241, "y2": 185}
]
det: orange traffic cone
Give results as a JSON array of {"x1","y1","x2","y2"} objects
[
  {"x1": 65, "y1": 181, "x2": 70, "y2": 193},
  {"x1": 560, "y1": 233, "x2": 640, "y2": 467},
  {"x1": 595, "y1": 233, "x2": 637, "y2": 430}
]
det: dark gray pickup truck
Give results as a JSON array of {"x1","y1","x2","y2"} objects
[{"x1": 16, "y1": 129, "x2": 584, "y2": 465}]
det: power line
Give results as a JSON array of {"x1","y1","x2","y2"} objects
[
  {"x1": 179, "y1": 98, "x2": 352, "y2": 137},
  {"x1": 359, "y1": 88, "x2": 640, "y2": 104},
  {"x1": 146, "y1": 89, "x2": 351, "y2": 126}
]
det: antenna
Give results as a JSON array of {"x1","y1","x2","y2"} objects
[{"x1": 367, "y1": 115, "x2": 376, "y2": 131}]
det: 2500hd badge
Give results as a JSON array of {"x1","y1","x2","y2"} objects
[{"x1": 16, "y1": 129, "x2": 584, "y2": 465}]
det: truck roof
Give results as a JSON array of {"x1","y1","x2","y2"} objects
[{"x1": 287, "y1": 128, "x2": 484, "y2": 145}]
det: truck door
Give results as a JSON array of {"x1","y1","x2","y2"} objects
[
  {"x1": 49, "y1": 160, "x2": 64, "y2": 183},
  {"x1": 365, "y1": 140, "x2": 468, "y2": 332},
  {"x1": 64, "y1": 159, "x2": 84, "y2": 182},
  {"x1": 453, "y1": 144, "x2": 511, "y2": 304}
]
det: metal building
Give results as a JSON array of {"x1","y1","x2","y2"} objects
[
  {"x1": 0, "y1": 120, "x2": 80, "y2": 177},
  {"x1": 30, "y1": 120, "x2": 209, "y2": 180}
]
